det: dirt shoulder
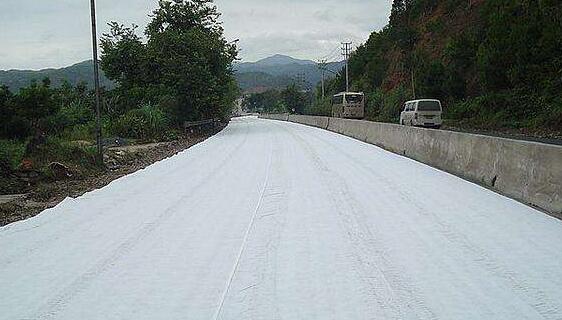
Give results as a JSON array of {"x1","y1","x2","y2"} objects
[
  {"x1": 442, "y1": 123, "x2": 562, "y2": 146},
  {"x1": 0, "y1": 128, "x2": 223, "y2": 227}
]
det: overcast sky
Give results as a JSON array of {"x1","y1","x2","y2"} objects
[{"x1": 0, "y1": 0, "x2": 392, "y2": 70}]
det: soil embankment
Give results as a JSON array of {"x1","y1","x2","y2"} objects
[{"x1": 0, "y1": 128, "x2": 222, "y2": 227}]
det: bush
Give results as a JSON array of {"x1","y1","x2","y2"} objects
[
  {"x1": 446, "y1": 91, "x2": 562, "y2": 130},
  {"x1": 0, "y1": 140, "x2": 26, "y2": 170},
  {"x1": 27, "y1": 136, "x2": 98, "y2": 169},
  {"x1": 365, "y1": 89, "x2": 384, "y2": 121},
  {"x1": 111, "y1": 103, "x2": 168, "y2": 140},
  {"x1": 43, "y1": 100, "x2": 94, "y2": 135},
  {"x1": 305, "y1": 97, "x2": 331, "y2": 116},
  {"x1": 378, "y1": 85, "x2": 409, "y2": 122},
  {"x1": 61, "y1": 122, "x2": 97, "y2": 142},
  {"x1": 1, "y1": 116, "x2": 32, "y2": 139}
]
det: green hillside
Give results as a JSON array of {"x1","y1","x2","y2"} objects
[
  {"x1": 1, "y1": 55, "x2": 343, "y2": 95},
  {"x1": 325, "y1": 0, "x2": 562, "y2": 133},
  {"x1": 235, "y1": 72, "x2": 295, "y2": 92},
  {"x1": 235, "y1": 56, "x2": 344, "y2": 90},
  {"x1": 0, "y1": 61, "x2": 115, "y2": 91}
]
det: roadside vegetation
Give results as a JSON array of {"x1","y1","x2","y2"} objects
[
  {"x1": 242, "y1": 84, "x2": 313, "y2": 115},
  {"x1": 0, "y1": 0, "x2": 237, "y2": 194},
  {"x1": 314, "y1": 0, "x2": 562, "y2": 135}
]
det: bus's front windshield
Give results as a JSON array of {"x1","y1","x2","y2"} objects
[{"x1": 345, "y1": 94, "x2": 363, "y2": 104}]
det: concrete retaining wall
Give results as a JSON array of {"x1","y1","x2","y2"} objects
[
  {"x1": 260, "y1": 113, "x2": 289, "y2": 121},
  {"x1": 259, "y1": 114, "x2": 562, "y2": 215},
  {"x1": 288, "y1": 115, "x2": 330, "y2": 130}
]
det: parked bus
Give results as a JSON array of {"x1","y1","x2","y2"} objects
[{"x1": 332, "y1": 92, "x2": 365, "y2": 119}]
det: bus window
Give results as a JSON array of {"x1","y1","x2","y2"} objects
[
  {"x1": 332, "y1": 95, "x2": 343, "y2": 105},
  {"x1": 345, "y1": 94, "x2": 363, "y2": 104}
]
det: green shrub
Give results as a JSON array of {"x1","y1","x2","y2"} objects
[
  {"x1": 540, "y1": 101, "x2": 562, "y2": 129},
  {"x1": 378, "y1": 85, "x2": 409, "y2": 122},
  {"x1": 446, "y1": 91, "x2": 562, "y2": 130},
  {"x1": 365, "y1": 89, "x2": 384, "y2": 121},
  {"x1": 28, "y1": 136, "x2": 98, "y2": 169},
  {"x1": 111, "y1": 103, "x2": 168, "y2": 140},
  {"x1": 161, "y1": 129, "x2": 181, "y2": 142},
  {"x1": 61, "y1": 122, "x2": 97, "y2": 142},
  {"x1": 305, "y1": 97, "x2": 331, "y2": 116},
  {"x1": 1, "y1": 116, "x2": 32, "y2": 139},
  {"x1": 426, "y1": 19, "x2": 444, "y2": 34},
  {"x1": 43, "y1": 100, "x2": 94, "y2": 135},
  {"x1": 0, "y1": 140, "x2": 26, "y2": 170}
]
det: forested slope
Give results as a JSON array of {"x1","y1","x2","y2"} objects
[
  {"x1": 326, "y1": 0, "x2": 562, "y2": 133},
  {"x1": 0, "y1": 61, "x2": 114, "y2": 92}
]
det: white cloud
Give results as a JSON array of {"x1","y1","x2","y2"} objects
[{"x1": 0, "y1": 0, "x2": 391, "y2": 70}]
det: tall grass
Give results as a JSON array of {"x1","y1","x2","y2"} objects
[{"x1": 110, "y1": 103, "x2": 169, "y2": 140}]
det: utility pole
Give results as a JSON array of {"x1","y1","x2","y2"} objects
[
  {"x1": 318, "y1": 59, "x2": 327, "y2": 100},
  {"x1": 90, "y1": 0, "x2": 103, "y2": 164},
  {"x1": 411, "y1": 68, "x2": 416, "y2": 99},
  {"x1": 341, "y1": 42, "x2": 352, "y2": 92}
]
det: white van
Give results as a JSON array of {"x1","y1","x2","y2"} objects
[{"x1": 400, "y1": 99, "x2": 443, "y2": 128}]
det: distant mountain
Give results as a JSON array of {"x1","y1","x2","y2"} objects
[
  {"x1": 1, "y1": 54, "x2": 345, "y2": 94},
  {"x1": 235, "y1": 71, "x2": 295, "y2": 92},
  {"x1": 235, "y1": 55, "x2": 345, "y2": 93},
  {"x1": 0, "y1": 61, "x2": 114, "y2": 91},
  {"x1": 244, "y1": 54, "x2": 316, "y2": 67}
]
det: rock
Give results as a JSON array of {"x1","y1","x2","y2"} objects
[
  {"x1": 102, "y1": 137, "x2": 129, "y2": 148},
  {"x1": 114, "y1": 150, "x2": 127, "y2": 158},
  {"x1": 49, "y1": 162, "x2": 73, "y2": 180},
  {"x1": 21, "y1": 159, "x2": 34, "y2": 171}
]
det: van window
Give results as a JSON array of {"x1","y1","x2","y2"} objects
[{"x1": 417, "y1": 101, "x2": 441, "y2": 111}]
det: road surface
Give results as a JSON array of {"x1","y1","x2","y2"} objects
[{"x1": 1, "y1": 116, "x2": 562, "y2": 320}]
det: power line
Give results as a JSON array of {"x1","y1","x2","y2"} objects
[
  {"x1": 319, "y1": 44, "x2": 345, "y2": 63},
  {"x1": 315, "y1": 43, "x2": 352, "y2": 98},
  {"x1": 318, "y1": 59, "x2": 327, "y2": 99},
  {"x1": 326, "y1": 49, "x2": 344, "y2": 62},
  {"x1": 320, "y1": 45, "x2": 340, "y2": 60},
  {"x1": 324, "y1": 54, "x2": 342, "y2": 63}
]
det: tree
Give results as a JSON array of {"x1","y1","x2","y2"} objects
[
  {"x1": 282, "y1": 84, "x2": 307, "y2": 115},
  {"x1": 100, "y1": 23, "x2": 148, "y2": 89},
  {"x1": 0, "y1": 86, "x2": 14, "y2": 137},
  {"x1": 243, "y1": 90, "x2": 286, "y2": 113},
  {"x1": 390, "y1": 0, "x2": 406, "y2": 27},
  {"x1": 100, "y1": 0, "x2": 238, "y2": 124},
  {"x1": 477, "y1": 0, "x2": 562, "y2": 94},
  {"x1": 15, "y1": 79, "x2": 57, "y2": 131}
]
